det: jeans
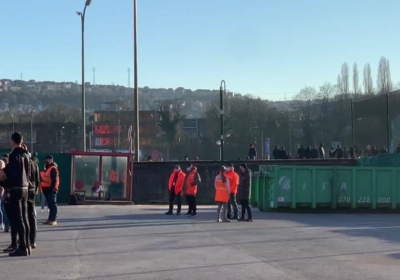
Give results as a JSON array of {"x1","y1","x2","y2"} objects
[
  {"x1": 28, "y1": 191, "x2": 37, "y2": 244},
  {"x1": 10, "y1": 195, "x2": 30, "y2": 250},
  {"x1": 0, "y1": 196, "x2": 9, "y2": 227},
  {"x1": 40, "y1": 193, "x2": 48, "y2": 209},
  {"x1": 44, "y1": 192, "x2": 57, "y2": 221},
  {"x1": 217, "y1": 202, "x2": 228, "y2": 221},
  {"x1": 168, "y1": 191, "x2": 181, "y2": 214},
  {"x1": 227, "y1": 193, "x2": 238, "y2": 218},
  {"x1": 240, "y1": 199, "x2": 252, "y2": 219},
  {"x1": 186, "y1": 195, "x2": 197, "y2": 214}
]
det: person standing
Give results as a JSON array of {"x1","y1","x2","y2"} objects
[
  {"x1": 165, "y1": 165, "x2": 185, "y2": 215},
  {"x1": 238, "y1": 163, "x2": 252, "y2": 222},
  {"x1": 183, "y1": 163, "x2": 201, "y2": 217},
  {"x1": 1, "y1": 132, "x2": 31, "y2": 257},
  {"x1": 27, "y1": 152, "x2": 40, "y2": 249},
  {"x1": 214, "y1": 166, "x2": 230, "y2": 223},
  {"x1": 40, "y1": 155, "x2": 59, "y2": 226},
  {"x1": 226, "y1": 163, "x2": 239, "y2": 220},
  {"x1": 0, "y1": 154, "x2": 9, "y2": 233}
]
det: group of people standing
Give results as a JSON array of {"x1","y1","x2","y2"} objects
[
  {"x1": 0, "y1": 132, "x2": 59, "y2": 257},
  {"x1": 166, "y1": 162, "x2": 253, "y2": 222}
]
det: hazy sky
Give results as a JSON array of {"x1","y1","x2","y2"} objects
[{"x1": 2, "y1": 0, "x2": 399, "y2": 100}]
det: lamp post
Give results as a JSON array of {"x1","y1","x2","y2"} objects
[
  {"x1": 76, "y1": 0, "x2": 92, "y2": 151},
  {"x1": 133, "y1": 0, "x2": 140, "y2": 161},
  {"x1": 30, "y1": 107, "x2": 34, "y2": 153},
  {"x1": 219, "y1": 80, "x2": 226, "y2": 162}
]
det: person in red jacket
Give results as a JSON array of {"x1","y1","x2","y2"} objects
[
  {"x1": 165, "y1": 165, "x2": 186, "y2": 215},
  {"x1": 183, "y1": 163, "x2": 201, "y2": 217},
  {"x1": 226, "y1": 163, "x2": 239, "y2": 219}
]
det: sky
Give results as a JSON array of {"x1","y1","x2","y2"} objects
[{"x1": 1, "y1": 0, "x2": 400, "y2": 100}]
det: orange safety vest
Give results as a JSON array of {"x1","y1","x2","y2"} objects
[
  {"x1": 40, "y1": 166, "x2": 59, "y2": 191},
  {"x1": 226, "y1": 171, "x2": 239, "y2": 194},
  {"x1": 168, "y1": 170, "x2": 185, "y2": 195},
  {"x1": 185, "y1": 169, "x2": 198, "y2": 196},
  {"x1": 215, "y1": 173, "x2": 229, "y2": 203},
  {"x1": 110, "y1": 169, "x2": 118, "y2": 183}
]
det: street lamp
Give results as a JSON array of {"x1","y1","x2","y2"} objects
[
  {"x1": 76, "y1": 0, "x2": 92, "y2": 151},
  {"x1": 133, "y1": 0, "x2": 140, "y2": 161},
  {"x1": 30, "y1": 106, "x2": 34, "y2": 153},
  {"x1": 219, "y1": 80, "x2": 226, "y2": 162}
]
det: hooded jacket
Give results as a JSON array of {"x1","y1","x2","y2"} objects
[{"x1": 4, "y1": 147, "x2": 31, "y2": 194}]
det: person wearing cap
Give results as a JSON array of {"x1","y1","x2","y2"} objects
[
  {"x1": 226, "y1": 163, "x2": 239, "y2": 220},
  {"x1": 183, "y1": 163, "x2": 201, "y2": 217},
  {"x1": 40, "y1": 155, "x2": 59, "y2": 226},
  {"x1": 214, "y1": 166, "x2": 231, "y2": 222},
  {"x1": 165, "y1": 165, "x2": 186, "y2": 215},
  {"x1": 238, "y1": 163, "x2": 252, "y2": 222}
]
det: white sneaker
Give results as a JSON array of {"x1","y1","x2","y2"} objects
[
  {"x1": 47, "y1": 209, "x2": 50, "y2": 212},
  {"x1": 1, "y1": 223, "x2": 4, "y2": 231},
  {"x1": 40, "y1": 209, "x2": 44, "y2": 213}
]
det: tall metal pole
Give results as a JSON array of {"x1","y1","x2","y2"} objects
[
  {"x1": 133, "y1": 0, "x2": 140, "y2": 161},
  {"x1": 386, "y1": 94, "x2": 390, "y2": 152},
  {"x1": 77, "y1": 1, "x2": 91, "y2": 151},
  {"x1": 118, "y1": 118, "x2": 121, "y2": 151},
  {"x1": 30, "y1": 109, "x2": 33, "y2": 152},
  {"x1": 219, "y1": 80, "x2": 226, "y2": 162},
  {"x1": 350, "y1": 99, "x2": 355, "y2": 147}
]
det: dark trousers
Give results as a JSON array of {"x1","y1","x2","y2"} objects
[
  {"x1": 28, "y1": 191, "x2": 37, "y2": 245},
  {"x1": 10, "y1": 194, "x2": 30, "y2": 250},
  {"x1": 240, "y1": 199, "x2": 252, "y2": 219},
  {"x1": 227, "y1": 193, "x2": 239, "y2": 218},
  {"x1": 186, "y1": 195, "x2": 197, "y2": 214},
  {"x1": 3, "y1": 197, "x2": 16, "y2": 246},
  {"x1": 168, "y1": 191, "x2": 181, "y2": 213},
  {"x1": 44, "y1": 192, "x2": 57, "y2": 221}
]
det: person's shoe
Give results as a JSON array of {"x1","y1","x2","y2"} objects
[
  {"x1": 237, "y1": 217, "x2": 245, "y2": 222},
  {"x1": 246, "y1": 218, "x2": 253, "y2": 222},
  {"x1": 27, "y1": 246, "x2": 32, "y2": 255},
  {"x1": 31, "y1": 243, "x2": 37, "y2": 249},
  {"x1": 185, "y1": 212, "x2": 192, "y2": 216},
  {"x1": 4, "y1": 226, "x2": 10, "y2": 233},
  {"x1": 48, "y1": 221, "x2": 58, "y2": 226},
  {"x1": 9, "y1": 248, "x2": 28, "y2": 257},
  {"x1": 42, "y1": 220, "x2": 51, "y2": 225},
  {"x1": 232, "y1": 215, "x2": 238, "y2": 220},
  {"x1": 222, "y1": 219, "x2": 231, "y2": 223},
  {"x1": 40, "y1": 209, "x2": 44, "y2": 213},
  {"x1": 47, "y1": 208, "x2": 50, "y2": 212},
  {"x1": 217, "y1": 218, "x2": 222, "y2": 223},
  {"x1": 165, "y1": 212, "x2": 173, "y2": 215},
  {"x1": 3, "y1": 245, "x2": 17, "y2": 253},
  {"x1": 176, "y1": 212, "x2": 181, "y2": 215},
  {"x1": 190, "y1": 213, "x2": 197, "y2": 217},
  {"x1": 227, "y1": 215, "x2": 232, "y2": 220}
]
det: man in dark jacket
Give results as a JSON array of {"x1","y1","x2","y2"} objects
[
  {"x1": 42, "y1": 155, "x2": 59, "y2": 225},
  {"x1": 238, "y1": 164, "x2": 252, "y2": 222},
  {"x1": 248, "y1": 144, "x2": 257, "y2": 160},
  {"x1": 297, "y1": 145, "x2": 305, "y2": 159},
  {"x1": 1, "y1": 132, "x2": 31, "y2": 257}
]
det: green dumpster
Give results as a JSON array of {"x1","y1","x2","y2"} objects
[{"x1": 251, "y1": 171, "x2": 259, "y2": 207}]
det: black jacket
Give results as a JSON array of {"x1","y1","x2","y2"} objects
[
  {"x1": 29, "y1": 159, "x2": 40, "y2": 194},
  {"x1": 42, "y1": 163, "x2": 58, "y2": 194},
  {"x1": 4, "y1": 147, "x2": 31, "y2": 193},
  {"x1": 238, "y1": 169, "x2": 251, "y2": 200}
]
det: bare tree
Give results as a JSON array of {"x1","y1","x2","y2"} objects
[
  {"x1": 363, "y1": 63, "x2": 374, "y2": 95},
  {"x1": 353, "y1": 62, "x2": 359, "y2": 94},
  {"x1": 377, "y1": 56, "x2": 393, "y2": 94},
  {"x1": 341, "y1": 63, "x2": 349, "y2": 94},
  {"x1": 337, "y1": 75, "x2": 343, "y2": 94}
]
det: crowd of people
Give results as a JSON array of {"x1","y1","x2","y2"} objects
[
  {"x1": 0, "y1": 132, "x2": 59, "y2": 257},
  {"x1": 165, "y1": 162, "x2": 252, "y2": 222}
]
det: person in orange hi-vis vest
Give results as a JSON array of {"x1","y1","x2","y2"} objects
[
  {"x1": 214, "y1": 166, "x2": 231, "y2": 223},
  {"x1": 165, "y1": 165, "x2": 186, "y2": 215},
  {"x1": 41, "y1": 155, "x2": 59, "y2": 226},
  {"x1": 183, "y1": 163, "x2": 201, "y2": 217},
  {"x1": 225, "y1": 163, "x2": 240, "y2": 220}
]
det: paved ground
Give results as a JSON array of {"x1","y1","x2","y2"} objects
[{"x1": 1, "y1": 205, "x2": 400, "y2": 280}]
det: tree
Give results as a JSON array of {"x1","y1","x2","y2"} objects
[
  {"x1": 363, "y1": 63, "x2": 374, "y2": 95},
  {"x1": 377, "y1": 56, "x2": 393, "y2": 94},
  {"x1": 35, "y1": 104, "x2": 81, "y2": 123},
  {"x1": 157, "y1": 99, "x2": 185, "y2": 158},
  {"x1": 341, "y1": 63, "x2": 350, "y2": 94},
  {"x1": 293, "y1": 86, "x2": 317, "y2": 144},
  {"x1": 353, "y1": 62, "x2": 360, "y2": 94}
]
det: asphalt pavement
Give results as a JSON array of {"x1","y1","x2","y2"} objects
[{"x1": 1, "y1": 205, "x2": 400, "y2": 280}]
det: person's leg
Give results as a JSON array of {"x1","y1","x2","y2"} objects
[
  {"x1": 192, "y1": 196, "x2": 197, "y2": 215},
  {"x1": 2, "y1": 197, "x2": 9, "y2": 229},
  {"x1": 0, "y1": 199, "x2": 3, "y2": 229},
  {"x1": 46, "y1": 192, "x2": 57, "y2": 222},
  {"x1": 227, "y1": 198, "x2": 232, "y2": 219},
  {"x1": 176, "y1": 192, "x2": 181, "y2": 214},
  {"x1": 222, "y1": 203, "x2": 230, "y2": 222},
  {"x1": 21, "y1": 197, "x2": 30, "y2": 253},
  {"x1": 231, "y1": 194, "x2": 239, "y2": 218},
  {"x1": 244, "y1": 199, "x2": 252, "y2": 221},
  {"x1": 9, "y1": 197, "x2": 28, "y2": 256},
  {"x1": 27, "y1": 194, "x2": 37, "y2": 247},
  {"x1": 239, "y1": 199, "x2": 246, "y2": 221},
  {"x1": 166, "y1": 191, "x2": 175, "y2": 214},
  {"x1": 217, "y1": 202, "x2": 222, "y2": 222},
  {"x1": 185, "y1": 196, "x2": 192, "y2": 215}
]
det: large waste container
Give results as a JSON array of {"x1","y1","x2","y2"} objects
[{"x1": 251, "y1": 171, "x2": 259, "y2": 207}]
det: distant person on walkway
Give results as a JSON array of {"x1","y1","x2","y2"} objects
[
  {"x1": 214, "y1": 166, "x2": 230, "y2": 223},
  {"x1": 297, "y1": 145, "x2": 305, "y2": 159},
  {"x1": 183, "y1": 163, "x2": 201, "y2": 217},
  {"x1": 305, "y1": 145, "x2": 312, "y2": 159},
  {"x1": 343, "y1": 147, "x2": 350, "y2": 158},
  {"x1": 319, "y1": 143, "x2": 325, "y2": 159},
  {"x1": 248, "y1": 144, "x2": 257, "y2": 160},
  {"x1": 329, "y1": 146, "x2": 336, "y2": 158},
  {"x1": 238, "y1": 164, "x2": 252, "y2": 222},
  {"x1": 1, "y1": 132, "x2": 31, "y2": 257},
  {"x1": 40, "y1": 155, "x2": 59, "y2": 226},
  {"x1": 226, "y1": 163, "x2": 239, "y2": 220},
  {"x1": 311, "y1": 145, "x2": 318, "y2": 159},
  {"x1": 273, "y1": 146, "x2": 280, "y2": 160},
  {"x1": 280, "y1": 146, "x2": 288, "y2": 159},
  {"x1": 165, "y1": 165, "x2": 185, "y2": 215},
  {"x1": 397, "y1": 144, "x2": 400, "y2": 153},
  {"x1": 336, "y1": 145, "x2": 343, "y2": 159}
]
